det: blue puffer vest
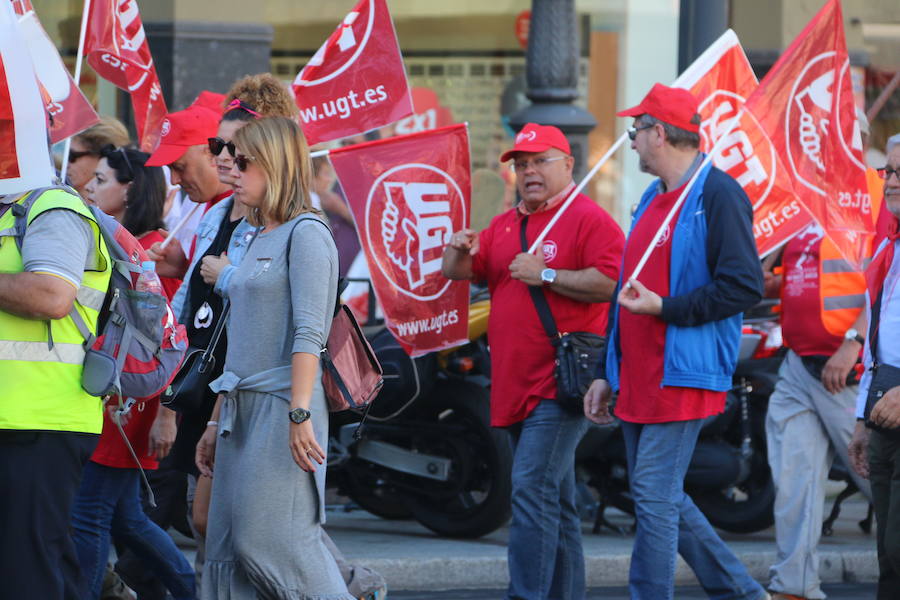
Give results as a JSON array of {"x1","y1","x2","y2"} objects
[{"x1": 605, "y1": 162, "x2": 742, "y2": 393}]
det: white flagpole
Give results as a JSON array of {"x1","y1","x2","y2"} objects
[
  {"x1": 527, "y1": 132, "x2": 628, "y2": 255},
  {"x1": 626, "y1": 108, "x2": 745, "y2": 284},
  {"x1": 159, "y1": 200, "x2": 201, "y2": 249},
  {"x1": 60, "y1": 0, "x2": 91, "y2": 182}
]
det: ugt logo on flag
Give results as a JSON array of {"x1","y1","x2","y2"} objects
[
  {"x1": 330, "y1": 124, "x2": 471, "y2": 357},
  {"x1": 293, "y1": 0, "x2": 413, "y2": 146}
]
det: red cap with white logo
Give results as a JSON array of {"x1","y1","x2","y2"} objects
[
  {"x1": 500, "y1": 123, "x2": 571, "y2": 163},
  {"x1": 616, "y1": 83, "x2": 700, "y2": 133},
  {"x1": 145, "y1": 105, "x2": 221, "y2": 167}
]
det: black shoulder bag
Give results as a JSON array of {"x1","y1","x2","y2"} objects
[
  {"x1": 520, "y1": 216, "x2": 606, "y2": 413},
  {"x1": 863, "y1": 287, "x2": 900, "y2": 438}
]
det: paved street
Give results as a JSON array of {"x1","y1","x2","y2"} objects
[{"x1": 390, "y1": 583, "x2": 877, "y2": 599}]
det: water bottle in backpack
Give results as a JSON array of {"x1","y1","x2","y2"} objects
[{"x1": 135, "y1": 261, "x2": 164, "y2": 307}]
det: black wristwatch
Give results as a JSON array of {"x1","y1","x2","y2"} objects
[
  {"x1": 844, "y1": 328, "x2": 865, "y2": 346},
  {"x1": 288, "y1": 407, "x2": 311, "y2": 424}
]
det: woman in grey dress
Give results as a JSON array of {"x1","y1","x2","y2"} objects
[{"x1": 195, "y1": 116, "x2": 353, "y2": 600}]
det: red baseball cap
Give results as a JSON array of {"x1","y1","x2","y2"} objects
[
  {"x1": 500, "y1": 123, "x2": 571, "y2": 163},
  {"x1": 145, "y1": 105, "x2": 221, "y2": 167},
  {"x1": 191, "y1": 90, "x2": 226, "y2": 115},
  {"x1": 617, "y1": 83, "x2": 700, "y2": 133}
]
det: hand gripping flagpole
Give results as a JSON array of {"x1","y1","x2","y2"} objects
[
  {"x1": 526, "y1": 132, "x2": 629, "y2": 255},
  {"x1": 626, "y1": 108, "x2": 745, "y2": 285},
  {"x1": 59, "y1": 0, "x2": 91, "y2": 182}
]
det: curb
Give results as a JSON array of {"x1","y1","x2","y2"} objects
[{"x1": 351, "y1": 549, "x2": 880, "y2": 591}]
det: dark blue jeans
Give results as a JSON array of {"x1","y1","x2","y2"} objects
[
  {"x1": 71, "y1": 461, "x2": 195, "y2": 599},
  {"x1": 621, "y1": 419, "x2": 765, "y2": 600},
  {"x1": 506, "y1": 400, "x2": 588, "y2": 600}
]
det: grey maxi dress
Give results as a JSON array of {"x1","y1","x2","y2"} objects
[{"x1": 204, "y1": 215, "x2": 352, "y2": 600}]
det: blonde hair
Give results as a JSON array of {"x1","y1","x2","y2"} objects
[
  {"x1": 233, "y1": 117, "x2": 316, "y2": 227},
  {"x1": 74, "y1": 116, "x2": 130, "y2": 152},
  {"x1": 225, "y1": 73, "x2": 298, "y2": 119}
]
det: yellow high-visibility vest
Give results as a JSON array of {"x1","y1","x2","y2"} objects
[{"x1": 0, "y1": 189, "x2": 111, "y2": 433}]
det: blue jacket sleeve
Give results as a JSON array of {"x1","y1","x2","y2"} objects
[{"x1": 659, "y1": 172, "x2": 764, "y2": 327}]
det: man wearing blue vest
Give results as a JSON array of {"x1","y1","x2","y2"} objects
[
  {"x1": 584, "y1": 83, "x2": 766, "y2": 599},
  {"x1": 0, "y1": 186, "x2": 112, "y2": 599}
]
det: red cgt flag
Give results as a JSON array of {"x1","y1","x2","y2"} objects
[
  {"x1": 673, "y1": 29, "x2": 811, "y2": 257},
  {"x1": 329, "y1": 124, "x2": 471, "y2": 357},
  {"x1": 743, "y1": 0, "x2": 872, "y2": 268},
  {"x1": 292, "y1": 0, "x2": 413, "y2": 146},
  {"x1": 12, "y1": 0, "x2": 100, "y2": 143},
  {"x1": 85, "y1": 0, "x2": 167, "y2": 152}
]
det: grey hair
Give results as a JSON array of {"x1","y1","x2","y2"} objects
[
  {"x1": 888, "y1": 133, "x2": 900, "y2": 154},
  {"x1": 639, "y1": 114, "x2": 701, "y2": 149}
]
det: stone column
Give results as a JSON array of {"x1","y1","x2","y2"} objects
[{"x1": 508, "y1": 0, "x2": 597, "y2": 180}]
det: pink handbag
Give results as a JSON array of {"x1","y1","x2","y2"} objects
[{"x1": 322, "y1": 304, "x2": 384, "y2": 413}]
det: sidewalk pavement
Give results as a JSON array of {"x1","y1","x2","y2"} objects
[{"x1": 321, "y1": 496, "x2": 878, "y2": 592}]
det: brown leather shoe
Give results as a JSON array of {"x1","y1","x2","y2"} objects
[{"x1": 770, "y1": 593, "x2": 807, "y2": 600}]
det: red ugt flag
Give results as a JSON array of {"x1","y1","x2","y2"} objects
[
  {"x1": 673, "y1": 29, "x2": 811, "y2": 257},
  {"x1": 85, "y1": 0, "x2": 167, "y2": 151},
  {"x1": 12, "y1": 0, "x2": 100, "y2": 143},
  {"x1": 329, "y1": 124, "x2": 471, "y2": 357},
  {"x1": 293, "y1": 0, "x2": 413, "y2": 146},
  {"x1": 743, "y1": 0, "x2": 872, "y2": 268}
]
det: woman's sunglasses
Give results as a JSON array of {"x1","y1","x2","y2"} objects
[
  {"x1": 208, "y1": 137, "x2": 236, "y2": 157},
  {"x1": 234, "y1": 154, "x2": 255, "y2": 172}
]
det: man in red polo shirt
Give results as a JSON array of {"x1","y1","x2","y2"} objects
[
  {"x1": 585, "y1": 84, "x2": 766, "y2": 600},
  {"x1": 442, "y1": 123, "x2": 624, "y2": 600},
  {"x1": 146, "y1": 101, "x2": 231, "y2": 278}
]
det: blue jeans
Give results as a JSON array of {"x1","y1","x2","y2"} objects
[
  {"x1": 506, "y1": 400, "x2": 588, "y2": 600},
  {"x1": 71, "y1": 461, "x2": 195, "y2": 599},
  {"x1": 621, "y1": 419, "x2": 765, "y2": 600}
]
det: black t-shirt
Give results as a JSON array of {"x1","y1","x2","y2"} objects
[{"x1": 170, "y1": 203, "x2": 242, "y2": 476}]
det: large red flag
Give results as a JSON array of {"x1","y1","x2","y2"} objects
[
  {"x1": 673, "y1": 29, "x2": 811, "y2": 257},
  {"x1": 12, "y1": 0, "x2": 99, "y2": 143},
  {"x1": 0, "y1": 1, "x2": 53, "y2": 194},
  {"x1": 292, "y1": 0, "x2": 413, "y2": 146},
  {"x1": 85, "y1": 0, "x2": 167, "y2": 151},
  {"x1": 329, "y1": 124, "x2": 470, "y2": 357},
  {"x1": 744, "y1": 0, "x2": 872, "y2": 268}
]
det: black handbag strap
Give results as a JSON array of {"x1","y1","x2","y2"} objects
[
  {"x1": 199, "y1": 225, "x2": 262, "y2": 365},
  {"x1": 519, "y1": 216, "x2": 560, "y2": 344},
  {"x1": 868, "y1": 286, "x2": 885, "y2": 370}
]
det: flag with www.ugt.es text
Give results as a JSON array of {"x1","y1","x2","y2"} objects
[
  {"x1": 329, "y1": 124, "x2": 471, "y2": 357},
  {"x1": 292, "y1": 0, "x2": 413, "y2": 146},
  {"x1": 672, "y1": 29, "x2": 811, "y2": 257}
]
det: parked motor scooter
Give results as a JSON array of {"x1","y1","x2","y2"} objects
[
  {"x1": 576, "y1": 300, "x2": 785, "y2": 534},
  {"x1": 327, "y1": 285, "x2": 513, "y2": 539}
]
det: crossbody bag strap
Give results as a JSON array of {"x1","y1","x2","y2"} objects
[
  {"x1": 868, "y1": 286, "x2": 885, "y2": 371},
  {"x1": 200, "y1": 226, "x2": 262, "y2": 365},
  {"x1": 519, "y1": 216, "x2": 560, "y2": 344}
]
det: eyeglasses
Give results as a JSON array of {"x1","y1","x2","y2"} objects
[
  {"x1": 68, "y1": 150, "x2": 97, "y2": 163},
  {"x1": 877, "y1": 166, "x2": 900, "y2": 181},
  {"x1": 627, "y1": 123, "x2": 655, "y2": 141},
  {"x1": 234, "y1": 154, "x2": 255, "y2": 172},
  {"x1": 512, "y1": 156, "x2": 567, "y2": 171},
  {"x1": 208, "y1": 137, "x2": 236, "y2": 157}
]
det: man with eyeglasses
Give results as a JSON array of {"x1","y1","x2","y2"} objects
[
  {"x1": 145, "y1": 102, "x2": 231, "y2": 278},
  {"x1": 584, "y1": 84, "x2": 766, "y2": 599},
  {"x1": 442, "y1": 122, "x2": 624, "y2": 600},
  {"x1": 848, "y1": 134, "x2": 900, "y2": 600}
]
